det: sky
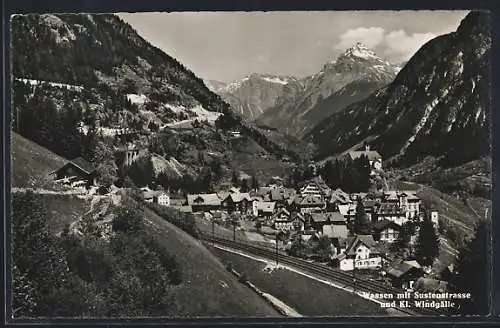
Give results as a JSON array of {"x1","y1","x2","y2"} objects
[{"x1": 118, "y1": 11, "x2": 469, "y2": 82}]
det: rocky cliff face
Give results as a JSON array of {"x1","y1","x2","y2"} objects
[
  {"x1": 308, "y1": 11, "x2": 491, "y2": 168},
  {"x1": 205, "y1": 74, "x2": 304, "y2": 121},
  {"x1": 255, "y1": 43, "x2": 399, "y2": 137}
]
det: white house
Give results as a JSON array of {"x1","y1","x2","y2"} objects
[
  {"x1": 339, "y1": 235, "x2": 382, "y2": 271},
  {"x1": 156, "y1": 192, "x2": 170, "y2": 207},
  {"x1": 431, "y1": 211, "x2": 439, "y2": 228},
  {"x1": 372, "y1": 220, "x2": 401, "y2": 243}
]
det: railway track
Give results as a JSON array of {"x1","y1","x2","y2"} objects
[{"x1": 201, "y1": 233, "x2": 448, "y2": 317}]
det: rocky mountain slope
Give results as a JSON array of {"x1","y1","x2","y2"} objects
[
  {"x1": 205, "y1": 74, "x2": 304, "y2": 121},
  {"x1": 309, "y1": 11, "x2": 491, "y2": 169},
  {"x1": 255, "y1": 43, "x2": 399, "y2": 137},
  {"x1": 12, "y1": 13, "x2": 229, "y2": 115},
  {"x1": 12, "y1": 13, "x2": 303, "y2": 172}
]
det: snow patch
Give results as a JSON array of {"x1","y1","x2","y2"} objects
[
  {"x1": 262, "y1": 76, "x2": 289, "y2": 85},
  {"x1": 16, "y1": 78, "x2": 83, "y2": 91}
]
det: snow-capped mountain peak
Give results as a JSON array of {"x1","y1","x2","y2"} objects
[{"x1": 343, "y1": 42, "x2": 379, "y2": 60}]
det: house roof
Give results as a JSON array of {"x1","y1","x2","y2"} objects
[
  {"x1": 257, "y1": 201, "x2": 276, "y2": 213},
  {"x1": 299, "y1": 194, "x2": 325, "y2": 206},
  {"x1": 298, "y1": 176, "x2": 331, "y2": 194},
  {"x1": 383, "y1": 190, "x2": 420, "y2": 202},
  {"x1": 291, "y1": 211, "x2": 305, "y2": 221},
  {"x1": 345, "y1": 235, "x2": 377, "y2": 256},
  {"x1": 328, "y1": 212, "x2": 347, "y2": 223},
  {"x1": 275, "y1": 208, "x2": 291, "y2": 216},
  {"x1": 347, "y1": 150, "x2": 382, "y2": 161},
  {"x1": 387, "y1": 260, "x2": 423, "y2": 278},
  {"x1": 323, "y1": 224, "x2": 349, "y2": 238},
  {"x1": 67, "y1": 157, "x2": 96, "y2": 174},
  {"x1": 372, "y1": 219, "x2": 402, "y2": 231},
  {"x1": 270, "y1": 188, "x2": 297, "y2": 202},
  {"x1": 338, "y1": 204, "x2": 356, "y2": 216},
  {"x1": 310, "y1": 213, "x2": 329, "y2": 223},
  {"x1": 329, "y1": 188, "x2": 352, "y2": 204},
  {"x1": 179, "y1": 205, "x2": 193, "y2": 213},
  {"x1": 187, "y1": 193, "x2": 221, "y2": 206},
  {"x1": 224, "y1": 192, "x2": 252, "y2": 203}
]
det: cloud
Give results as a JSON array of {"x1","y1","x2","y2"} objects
[
  {"x1": 334, "y1": 26, "x2": 437, "y2": 63},
  {"x1": 334, "y1": 27, "x2": 386, "y2": 50},
  {"x1": 383, "y1": 30, "x2": 436, "y2": 62}
]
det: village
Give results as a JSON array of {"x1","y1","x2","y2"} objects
[{"x1": 49, "y1": 144, "x2": 449, "y2": 295}]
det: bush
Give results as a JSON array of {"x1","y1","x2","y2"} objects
[{"x1": 112, "y1": 206, "x2": 144, "y2": 233}]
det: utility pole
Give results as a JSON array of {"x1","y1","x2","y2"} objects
[
  {"x1": 212, "y1": 218, "x2": 215, "y2": 246},
  {"x1": 352, "y1": 262, "x2": 357, "y2": 294},
  {"x1": 276, "y1": 233, "x2": 279, "y2": 266}
]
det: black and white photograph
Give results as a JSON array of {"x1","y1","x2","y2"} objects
[{"x1": 9, "y1": 10, "x2": 491, "y2": 319}]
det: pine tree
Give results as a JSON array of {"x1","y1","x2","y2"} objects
[
  {"x1": 251, "y1": 174, "x2": 259, "y2": 191},
  {"x1": 240, "y1": 179, "x2": 249, "y2": 193},
  {"x1": 231, "y1": 171, "x2": 239, "y2": 188},
  {"x1": 414, "y1": 217, "x2": 440, "y2": 267},
  {"x1": 354, "y1": 199, "x2": 370, "y2": 234},
  {"x1": 448, "y1": 220, "x2": 489, "y2": 315}
]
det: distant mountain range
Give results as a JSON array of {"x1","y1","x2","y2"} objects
[
  {"x1": 308, "y1": 11, "x2": 491, "y2": 169},
  {"x1": 208, "y1": 43, "x2": 400, "y2": 137},
  {"x1": 204, "y1": 74, "x2": 304, "y2": 121}
]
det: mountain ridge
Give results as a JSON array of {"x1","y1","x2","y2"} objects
[
  {"x1": 253, "y1": 42, "x2": 399, "y2": 136},
  {"x1": 308, "y1": 11, "x2": 491, "y2": 169}
]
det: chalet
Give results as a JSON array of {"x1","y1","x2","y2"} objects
[
  {"x1": 308, "y1": 212, "x2": 332, "y2": 231},
  {"x1": 187, "y1": 193, "x2": 222, "y2": 212},
  {"x1": 338, "y1": 235, "x2": 382, "y2": 271},
  {"x1": 257, "y1": 201, "x2": 276, "y2": 218},
  {"x1": 297, "y1": 194, "x2": 326, "y2": 214},
  {"x1": 386, "y1": 260, "x2": 424, "y2": 290},
  {"x1": 221, "y1": 192, "x2": 252, "y2": 213},
  {"x1": 321, "y1": 212, "x2": 349, "y2": 239},
  {"x1": 327, "y1": 188, "x2": 352, "y2": 211},
  {"x1": 142, "y1": 189, "x2": 156, "y2": 203},
  {"x1": 273, "y1": 208, "x2": 293, "y2": 231},
  {"x1": 338, "y1": 203, "x2": 357, "y2": 223},
  {"x1": 270, "y1": 188, "x2": 297, "y2": 208},
  {"x1": 298, "y1": 176, "x2": 331, "y2": 198},
  {"x1": 372, "y1": 220, "x2": 401, "y2": 243},
  {"x1": 343, "y1": 145, "x2": 382, "y2": 171},
  {"x1": 377, "y1": 203, "x2": 408, "y2": 226},
  {"x1": 297, "y1": 229, "x2": 320, "y2": 242},
  {"x1": 291, "y1": 212, "x2": 306, "y2": 231},
  {"x1": 53, "y1": 157, "x2": 97, "y2": 188}
]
